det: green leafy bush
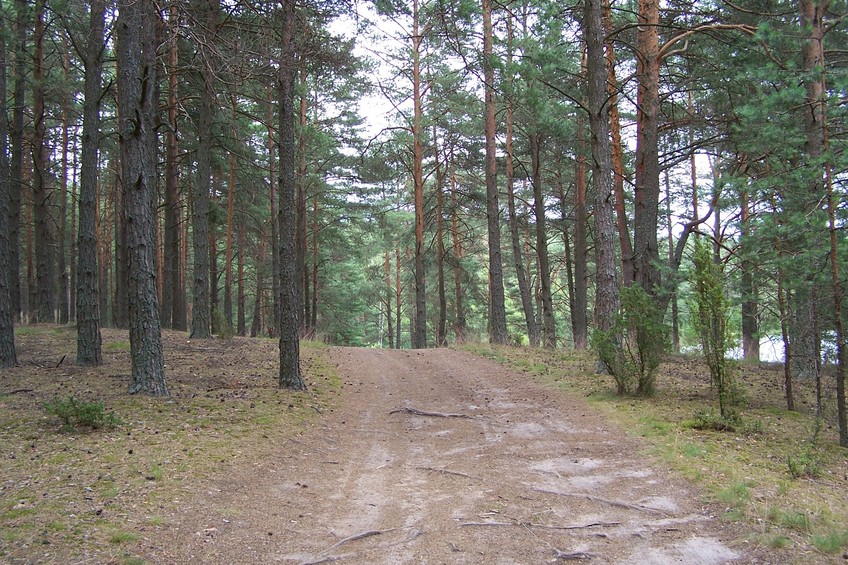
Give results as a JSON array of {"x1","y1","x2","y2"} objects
[
  {"x1": 690, "y1": 240, "x2": 743, "y2": 422},
  {"x1": 591, "y1": 285, "x2": 667, "y2": 396},
  {"x1": 43, "y1": 396, "x2": 122, "y2": 431}
]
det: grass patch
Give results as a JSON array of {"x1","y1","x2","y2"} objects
[
  {"x1": 461, "y1": 341, "x2": 848, "y2": 561},
  {"x1": 0, "y1": 327, "x2": 341, "y2": 563}
]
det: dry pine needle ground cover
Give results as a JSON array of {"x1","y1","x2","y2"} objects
[{"x1": 0, "y1": 326, "x2": 339, "y2": 564}]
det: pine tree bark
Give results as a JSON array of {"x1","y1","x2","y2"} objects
[
  {"x1": 449, "y1": 165, "x2": 466, "y2": 342},
  {"x1": 9, "y1": 0, "x2": 27, "y2": 321},
  {"x1": 163, "y1": 4, "x2": 185, "y2": 330},
  {"x1": 633, "y1": 0, "x2": 661, "y2": 297},
  {"x1": 237, "y1": 217, "x2": 246, "y2": 336},
  {"x1": 433, "y1": 131, "x2": 447, "y2": 347},
  {"x1": 604, "y1": 0, "x2": 634, "y2": 285},
  {"x1": 278, "y1": 0, "x2": 305, "y2": 389},
  {"x1": 189, "y1": 0, "x2": 216, "y2": 339},
  {"x1": 482, "y1": 0, "x2": 508, "y2": 344},
  {"x1": 117, "y1": 0, "x2": 167, "y2": 396},
  {"x1": 585, "y1": 0, "x2": 619, "y2": 334},
  {"x1": 505, "y1": 15, "x2": 538, "y2": 347},
  {"x1": 385, "y1": 250, "x2": 394, "y2": 348},
  {"x1": 0, "y1": 13, "x2": 18, "y2": 367},
  {"x1": 77, "y1": 0, "x2": 105, "y2": 366},
  {"x1": 297, "y1": 67, "x2": 308, "y2": 335},
  {"x1": 573, "y1": 116, "x2": 589, "y2": 349},
  {"x1": 224, "y1": 150, "x2": 236, "y2": 332},
  {"x1": 58, "y1": 42, "x2": 71, "y2": 325},
  {"x1": 32, "y1": 0, "x2": 57, "y2": 323},
  {"x1": 529, "y1": 133, "x2": 556, "y2": 348},
  {"x1": 411, "y1": 0, "x2": 427, "y2": 349}
]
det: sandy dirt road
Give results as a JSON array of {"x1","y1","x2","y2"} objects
[{"x1": 149, "y1": 347, "x2": 775, "y2": 564}]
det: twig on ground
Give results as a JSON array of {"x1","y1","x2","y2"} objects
[
  {"x1": 2, "y1": 388, "x2": 33, "y2": 395},
  {"x1": 300, "y1": 528, "x2": 398, "y2": 565},
  {"x1": 417, "y1": 466, "x2": 473, "y2": 479},
  {"x1": 552, "y1": 549, "x2": 594, "y2": 560},
  {"x1": 327, "y1": 528, "x2": 397, "y2": 551},
  {"x1": 389, "y1": 407, "x2": 472, "y2": 419},
  {"x1": 532, "y1": 488, "x2": 668, "y2": 515},
  {"x1": 460, "y1": 521, "x2": 620, "y2": 531}
]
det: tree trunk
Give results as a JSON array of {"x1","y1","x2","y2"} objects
[
  {"x1": 633, "y1": 0, "x2": 661, "y2": 297},
  {"x1": 740, "y1": 188, "x2": 758, "y2": 361},
  {"x1": 395, "y1": 246, "x2": 402, "y2": 348},
  {"x1": 117, "y1": 0, "x2": 167, "y2": 396},
  {"x1": 297, "y1": 67, "x2": 308, "y2": 334},
  {"x1": 505, "y1": 14, "x2": 537, "y2": 347},
  {"x1": 434, "y1": 133, "x2": 447, "y2": 347},
  {"x1": 163, "y1": 3, "x2": 185, "y2": 330},
  {"x1": 209, "y1": 178, "x2": 219, "y2": 334},
  {"x1": 585, "y1": 0, "x2": 619, "y2": 334},
  {"x1": 449, "y1": 164, "x2": 466, "y2": 342},
  {"x1": 224, "y1": 151, "x2": 236, "y2": 332},
  {"x1": 665, "y1": 172, "x2": 680, "y2": 353},
  {"x1": 9, "y1": 0, "x2": 27, "y2": 321},
  {"x1": 572, "y1": 116, "x2": 589, "y2": 349},
  {"x1": 0, "y1": 13, "x2": 17, "y2": 367},
  {"x1": 251, "y1": 233, "x2": 267, "y2": 337},
  {"x1": 77, "y1": 0, "x2": 105, "y2": 366},
  {"x1": 189, "y1": 0, "x2": 216, "y2": 339},
  {"x1": 58, "y1": 41, "x2": 71, "y2": 325},
  {"x1": 237, "y1": 216, "x2": 246, "y2": 336},
  {"x1": 113, "y1": 162, "x2": 128, "y2": 328},
  {"x1": 529, "y1": 133, "x2": 556, "y2": 348},
  {"x1": 278, "y1": 0, "x2": 305, "y2": 390},
  {"x1": 411, "y1": 0, "x2": 427, "y2": 349},
  {"x1": 311, "y1": 190, "x2": 318, "y2": 331},
  {"x1": 482, "y1": 0, "x2": 508, "y2": 344},
  {"x1": 604, "y1": 0, "x2": 634, "y2": 285},
  {"x1": 33, "y1": 0, "x2": 57, "y2": 323},
  {"x1": 385, "y1": 250, "x2": 394, "y2": 348}
]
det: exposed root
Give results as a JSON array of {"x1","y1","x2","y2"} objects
[
  {"x1": 300, "y1": 528, "x2": 398, "y2": 564},
  {"x1": 390, "y1": 407, "x2": 473, "y2": 419},
  {"x1": 532, "y1": 488, "x2": 668, "y2": 515},
  {"x1": 417, "y1": 466, "x2": 473, "y2": 479},
  {"x1": 552, "y1": 549, "x2": 594, "y2": 560},
  {"x1": 460, "y1": 520, "x2": 620, "y2": 531}
]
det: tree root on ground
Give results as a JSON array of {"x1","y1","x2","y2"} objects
[{"x1": 389, "y1": 407, "x2": 473, "y2": 419}]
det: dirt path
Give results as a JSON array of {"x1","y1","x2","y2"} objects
[{"x1": 149, "y1": 348, "x2": 771, "y2": 564}]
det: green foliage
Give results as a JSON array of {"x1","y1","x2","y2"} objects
[
  {"x1": 212, "y1": 308, "x2": 234, "y2": 339},
  {"x1": 591, "y1": 285, "x2": 667, "y2": 396},
  {"x1": 786, "y1": 418, "x2": 824, "y2": 479},
  {"x1": 690, "y1": 240, "x2": 742, "y2": 422},
  {"x1": 42, "y1": 396, "x2": 122, "y2": 431},
  {"x1": 811, "y1": 530, "x2": 848, "y2": 554}
]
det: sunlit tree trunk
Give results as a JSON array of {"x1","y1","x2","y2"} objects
[
  {"x1": 633, "y1": 0, "x2": 661, "y2": 297},
  {"x1": 572, "y1": 115, "x2": 589, "y2": 349}
]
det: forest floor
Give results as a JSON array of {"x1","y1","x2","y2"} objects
[{"x1": 0, "y1": 326, "x2": 846, "y2": 564}]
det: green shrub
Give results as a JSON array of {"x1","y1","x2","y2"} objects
[
  {"x1": 591, "y1": 285, "x2": 667, "y2": 396},
  {"x1": 787, "y1": 418, "x2": 824, "y2": 479},
  {"x1": 690, "y1": 240, "x2": 743, "y2": 422},
  {"x1": 43, "y1": 396, "x2": 122, "y2": 431}
]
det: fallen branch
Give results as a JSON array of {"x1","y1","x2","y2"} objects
[
  {"x1": 2, "y1": 388, "x2": 33, "y2": 395},
  {"x1": 300, "y1": 529, "x2": 397, "y2": 565},
  {"x1": 460, "y1": 520, "x2": 620, "y2": 531},
  {"x1": 327, "y1": 528, "x2": 395, "y2": 552},
  {"x1": 389, "y1": 407, "x2": 472, "y2": 419},
  {"x1": 532, "y1": 488, "x2": 668, "y2": 515},
  {"x1": 553, "y1": 549, "x2": 594, "y2": 560},
  {"x1": 417, "y1": 466, "x2": 472, "y2": 479}
]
